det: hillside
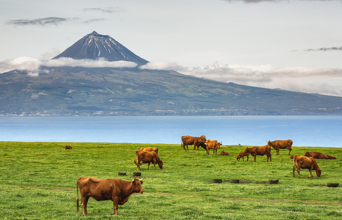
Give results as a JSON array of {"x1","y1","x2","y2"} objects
[{"x1": 1, "y1": 66, "x2": 342, "y2": 116}]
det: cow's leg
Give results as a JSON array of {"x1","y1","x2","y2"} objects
[
  {"x1": 193, "y1": 143, "x2": 196, "y2": 150},
  {"x1": 254, "y1": 155, "x2": 256, "y2": 162},
  {"x1": 153, "y1": 158, "x2": 157, "y2": 169},
  {"x1": 309, "y1": 164, "x2": 314, "y2": 178},
  {"x1": 288, "y1": 148, "x2": 291, "y2": 155},
  {"x1": 247, "y1": 155, "x2": 249, "y2": 162},
  {"x1": 81, "y1": 195, "x2": 89, "y2": 215},
  {"x1": 147, "y1": 162, "x2": 150, "y2": 170},
  {"x1": 137, "y1": 161, "x2": 141, "y2": 171},
  {"x1": 296, "y1": 165, "x2": 302, "y2": 178},
  {"x1": 113, "y1": 197, "x2": 119, "y2": 216},
  {"x1": 293, "y1": 165, "x2": 296, "y2": 177},
  {"x1": 277, "y1": 149, "x2": 279, "y2": 155}
]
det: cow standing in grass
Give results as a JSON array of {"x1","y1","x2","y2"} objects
[
  {"x1": 236, "y1": 151, "x2": 249, "y2": 161},
  {"x1": 292, "y1": 155, "x2": 321, "y2": 178},
  {"x1": 206, "y1": 139, "x2": 222, "y2": 155},
  {"x1": 76, "y1": 177, "x2": 144, "y2": 216},
  {"x1": 267, "y1": 139, "x2": 293, "y2": 155},
  {"x1": 243, "y1": 145, "x2": 271, "y2": 162},
  {"x1": 181, "y1": 135, "x2": 206, "y2": 151},
  {"x1": 134, "y1": 151, "x2": 163, "y2": 171}
]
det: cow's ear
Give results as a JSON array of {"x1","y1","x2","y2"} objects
[{"x1": 140, "y1": 181, "x2": 143, "y2": 184}]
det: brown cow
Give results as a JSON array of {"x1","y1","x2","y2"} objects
[
  {"x1": 304, "y1": 151, "x2": 336, "y2": 159},
  {"x1": 243, "y1": 145, "x2": 271, "y2": 162},
  {"x1": 134, "y1": 151, "x2": 163, "y2": 171},
  {"x1": 139, "y1": 147, "x2": 159, "y2": 154},
  {"x1": 76, "y1": 177, "x2": 144, "y2": 215},
  {"x1": 220, "y1": 151, "x2": 230, "y2": 156},
  {"x1": 65, "y1": 145, "x2": 72, "y2": 149},
  {"x1": 181, "y1": 135, "x2": 206, "y2": 150},
  {"x1": 267, "y1": 139, "x2": 293, "y2": 155},
  {"x1": 292, "y1": 155, "x2": 322, "y2": 178},
  {"x1": 236, "y1": 151, "x2": 249, "y2": 161},
  {"x1": 206, "y1": 139, "x2": 222, "y2": 155}
]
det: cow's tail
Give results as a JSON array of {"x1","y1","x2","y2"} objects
[
  {"x1": 76, "y1": 179, "x2": 79, "y2": 212},
  {"x1": 293, "y1": 155, "x2": 298, "y2": 164},
  {"x1": 328, "y1": 155, "x2": 336, "y2": 159}
]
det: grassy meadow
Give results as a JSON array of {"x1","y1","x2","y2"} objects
[{"x1": 0, "y1": 142, "x2": 341, "y2": 219}]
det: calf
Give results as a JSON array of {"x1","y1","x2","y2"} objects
[
  {"x1": 206, "y1": 139, "x2": 222, "y2": 155},
  {"x1": 220, "y1": 151, "x2": 230, "y2": 156},
  {"x1": 134, "y1": 151, "x2": 163, "y2": 171},
  {"x1": 76, "y1": 177, "x2": 144, "y2": 215},
  {"x1": 292, "y1": 155, "x2": 322, "y2": 178},
  {"x1": 304, "y1": 151, "x2": 336, "y2": 159},
  {"x1": 243, "y1": 145, "x2": 271, "y2": 162},
  {"x1": 236, "y1": 151, "x2": 249, "y2": 161}
]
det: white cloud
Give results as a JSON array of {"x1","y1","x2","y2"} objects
[
  {"x1": 140, "y1": 60, "x2": 185, "y2": 71},
  {"x1": 0, "y1": 56, "x2": 42, "y2": 73},
  {"x1": 179, "y1": 62, "x2": 342, "y2": 97},
  {"x1": 0, "y1": 57, "x2": 137, "y2": 74},
  {"x1": 44, "y1": 57, "x2": 137, "y2": 68}
]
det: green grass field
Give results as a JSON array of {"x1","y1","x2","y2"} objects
[{"x1": 0, "y1": 142, "x2": 341, "y2": 219}]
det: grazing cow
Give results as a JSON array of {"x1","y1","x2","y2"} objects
[
  {"x1": 236, "y1": 151, "x2": 249, "y2": 161},
  {"x1": 206, "y1": 139, "x2": 222, "y2": 155},
  {"x1": 139, "y1": 147, "x2": 159, "y2": 154},
  {"x1": 181, "y1": 135, "x2": 206, "y2": 150},
  {"x1": 267, "y1": 139, "x2": 293, "y2": 155},
  {"x1": 292, "y1": 155, "x2": 322, "y2": 178},
  {"x1": 65, "y1": 145, "x2": 72, "y2": 149},
  {"x1": 134, "y1": 151, "x2": 163, "y2": 171},
  {"x1": 304, "y1": 151, "x2": 336, "y2": 159},
  {"x1": 220, "y1": 151, "x2": 230, "y2": 156},
  {"x1": 76, "y1": 177, "x2": 144, "y2": 215},
  {"x1": 243, "y1": 145, "x2": 271, "y2": 162}
]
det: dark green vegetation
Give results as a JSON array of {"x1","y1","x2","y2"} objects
[
  {"x1": 1, "y1": 67, "x2": 342, "y2": 116},
  {"x1": 0, "y1": 142, "x2": 341, "y2": 219}
]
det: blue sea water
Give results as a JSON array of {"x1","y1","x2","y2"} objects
[{"x1": 0, "y1": 116, "x2": 341, "y2": 147}]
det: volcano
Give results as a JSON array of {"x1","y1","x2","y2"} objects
[{"x1": 53, "y1": 31, "x2": 148, "y2": 65}]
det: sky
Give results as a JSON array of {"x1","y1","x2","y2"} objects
[{"x1": 1, "y1": 0, "x2": 342, "y2": 97}]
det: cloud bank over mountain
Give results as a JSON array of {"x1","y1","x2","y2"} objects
[
  {"x1": 2, "y1": 53, "x2": 342, "y2": 97},
  {"x1": 0, "y1": 57, "x2": 137, "y2": 75}
]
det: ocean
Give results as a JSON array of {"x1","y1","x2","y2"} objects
[{"x1": 0, "y1": 116, "x2": 341, "y2": 147}]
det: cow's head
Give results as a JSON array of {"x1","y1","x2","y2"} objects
[
  {"x1": 304, "y1": 151, "x2": 310, "y2": 157},
  {"x1": 316, "y1": 169, "x2": 322, "y2": 177},
  {"x1": 267, "y1": 141, "x2": 272, "y2": 146},
  {"x1": 132, "y1": 178, "x2": 145, "y2": 194},
  {"x1": 158, "y1": 161, "x2": 163, "y2": 169}
]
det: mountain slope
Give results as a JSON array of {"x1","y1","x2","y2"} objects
[
  {"x1": 53, "y1": 31, "x2": 148, "y2": 65},
  {"x1": 1, "y1": 67, "x2": 342, "y2": 116}
]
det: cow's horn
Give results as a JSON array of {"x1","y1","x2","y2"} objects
[{"x1": 139, "y1": 176, "x2": 145, "y2": 181}]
